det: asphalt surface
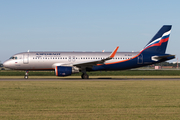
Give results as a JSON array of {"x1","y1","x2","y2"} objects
[{"x1": 0, "y1": 78, "x2": 180, "y2": 81}]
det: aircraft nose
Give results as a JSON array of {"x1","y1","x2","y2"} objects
[{"x1": 3, "y1": 61, "x2": 10, "y2": 68}]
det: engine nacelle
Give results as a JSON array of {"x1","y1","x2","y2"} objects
[{"x1": 55, "y1": 66, "x2": 79, "y2": 76}]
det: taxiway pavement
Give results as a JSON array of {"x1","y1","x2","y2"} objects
[{"x1": 0, "y1": 78, "x2": 180, "y2": 81}]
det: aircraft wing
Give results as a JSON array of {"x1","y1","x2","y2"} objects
[{"x1": 73, "y1": 46, "x2": 119, "y2": 68}]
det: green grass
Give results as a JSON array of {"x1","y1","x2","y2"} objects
[
  {"x1": 0, "y1": 80, "x2": 180, "y2": 119},
  {"x1": 1, "y1": 70, "x2": 180, "y2": 76}
]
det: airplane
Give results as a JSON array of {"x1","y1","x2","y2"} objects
[{"x1": 3, "y1": 25, "x2": 175, "y2": 79}]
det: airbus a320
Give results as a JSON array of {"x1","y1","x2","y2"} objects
[{"x1": 3, "y1": 25, "x2": 175, "y2": 79}]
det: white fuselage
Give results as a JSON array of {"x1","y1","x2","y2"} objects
[{"x1": 3, "y1": 51, "x2": 139, "y2": 70}]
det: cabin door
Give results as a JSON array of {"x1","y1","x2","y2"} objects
[
  {"x1": 23, "y1": 54, "x2": 29, "y2": 64},
  {"x1": 137, "y1": 54, "x2": 143, "y2": 64}
]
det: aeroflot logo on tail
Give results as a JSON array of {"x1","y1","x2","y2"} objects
[{"x1": 36, "y1": 53, "x2": 61, "y2": 55}]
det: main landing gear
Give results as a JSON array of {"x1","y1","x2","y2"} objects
[
  {"x1": 81, "y1": 73, "x2": 89, "y2": 79},
  {"x1": 24, "y1": 70, "x2": 29, "y2": 79},
  {"x1": 81, "y1": 71, "x2": 89, "y2": 79}
]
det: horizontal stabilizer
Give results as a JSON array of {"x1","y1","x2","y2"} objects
[{"x1": 152, "y1": 55, "x2": 175, "y2": 61}]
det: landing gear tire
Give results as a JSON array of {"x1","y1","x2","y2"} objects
[
  {"x1": 24, "y1": 70, "x2": 29, "y2": 79},
  {"x1": 24, "y1": 75, "x2": 28, "y2": 79},
  {"x1": 81, "y1": 73, "x2": 89, "y2": 79}
]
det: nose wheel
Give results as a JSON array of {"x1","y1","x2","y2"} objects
[{"x1": 24, "y1": 70, "x2": 29, "y2": 79}]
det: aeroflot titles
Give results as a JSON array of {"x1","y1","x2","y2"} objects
[{"x1": 36, "y1": 53, "x2": 61, "y2": 55}]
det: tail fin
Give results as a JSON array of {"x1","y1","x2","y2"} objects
[{"x1": 141, "y1": 25, "x2": 172, "y2": 54}]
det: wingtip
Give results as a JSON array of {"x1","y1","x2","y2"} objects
[{"x1": 110, "y1": 46, "x2": 119, "y2": 58}]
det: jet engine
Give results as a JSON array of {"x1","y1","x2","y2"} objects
[{"x1": 55, "y1": 66, "x2": 79, "y2": 76}]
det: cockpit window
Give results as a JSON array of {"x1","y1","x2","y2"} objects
[{"x1": 9, "y1": 56, "x2": 18, "y2": 60}]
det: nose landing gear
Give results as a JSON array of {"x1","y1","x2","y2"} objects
[{"x1": 24, "y1": 70, "x2": 29, "y2": 79}]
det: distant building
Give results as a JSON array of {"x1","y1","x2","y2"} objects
[
  {"x1": 162, "y1": 66, "x2": 173, "y2": 69},
  {"x1": 155, "y1": 66, "x2": 161, "y2": 69}
]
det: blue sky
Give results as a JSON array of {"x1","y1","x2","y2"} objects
[{"x1": 1, "y1": 0, "x2": 180, "y2": 63}]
